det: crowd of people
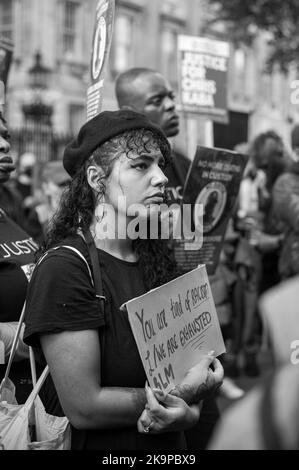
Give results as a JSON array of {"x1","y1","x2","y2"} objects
[{"x1": 1, "y1": 66, "x2": 299, "y2": 450}]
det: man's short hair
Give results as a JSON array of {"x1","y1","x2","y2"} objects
[{"x1": 115, "y1": 67, "x2": 156, "y2": 107}]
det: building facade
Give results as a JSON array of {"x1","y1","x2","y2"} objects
[{"x1": 1, "y1": 0, "x2": 298, "y2": 160}]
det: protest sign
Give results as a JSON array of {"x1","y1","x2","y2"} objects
[
  {"x1": 172, "y1": 146, "x2": 248, "y2": 275},
  {"x1": 177, "y1": 35, "x2": 229, "y2": 123},
  {"x1": 86, "y1": 0, "x2": 115, "y2": 121},
  {"x1": 0, "y1": 37, "x2": 14, "y2": 104},
  {"x1": 126, "y1": 266, "x2": 225, "y2": 393}
]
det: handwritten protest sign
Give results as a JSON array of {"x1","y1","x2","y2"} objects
[
  {"x1": 86, "y1": 0, "x2": 115, "y2": 121},
  {"x1": 177, "y1": 35, "x2": 230, "y2": 123},
  {"x1": 172, "y1": 146, "x2": 248, "y2": 275},
  {"x1": 126, "y1": 266, "x2": 225, "y2": 393}
]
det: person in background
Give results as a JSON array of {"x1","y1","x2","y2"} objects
[
  {"x1": 249, "y1": 130, "x2": 287, "y2": 293},
  {"x1": 0, "y1": 104, "x2": 37, "y2": 404},
  {"x1": 0, "y1": 148, "x2": 26, "y2": 229},
  {"x1": 209, "y1": 274, "x2": 299, "y2": 450},
  {"x1": 271, "y1": 123, "x2": 299, "y2": 280},
  {"x1": 23, "y1": 109, "x2": 223, "y2": 451},
  {"x1": 34, "y1": 160, "x2": 70, "y2": 238},
  {"x1": 209, "y1": 221, "x2": 245, "y2": 399},
  {"x1": 15, "y1": 152, "x2": 36, "y2": 201},
  {"x1": 209, "y1": 362, "x2": 299, "y2": 450},
  {"x1": 232, "y1": 133, "x2": 286, "y2": 377},
  {"x1": 7, "y1": 151, "x2": 44, "y2": 243}
]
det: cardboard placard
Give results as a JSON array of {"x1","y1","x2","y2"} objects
[
  {"x1": 173, "y1": 146, "x2": 248, "y2": 275},
  {"x1": 177, "y1": 35, "x2": 230, "y2": 123},
  {"x1": 86, "y1": 0, "x2": 115, "y2": 121},
  {"x1": 126, "y1": 266, "x2": 225, "y2": 393}
]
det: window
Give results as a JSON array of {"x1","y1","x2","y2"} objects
[
  {"x1": 63, "y1": 1, "x2": 79, "y2": 55},
  {"x1": 0, "y1": 0, "x2": 14, "y2": 41},
  {"x1": 111, "y1": 13, "x2": 134, "y2": 75}
]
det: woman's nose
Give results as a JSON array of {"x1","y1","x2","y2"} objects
[{"x1": 151, "y1": 165, "x2": 168, "y2": 187}]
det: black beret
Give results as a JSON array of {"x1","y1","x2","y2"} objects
[{"x1": 63, "y1": 109, "x2": 171, "y2": 177}]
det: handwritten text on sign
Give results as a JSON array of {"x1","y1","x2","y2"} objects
[{"x1": 126, "y1": 266, "x2": 225, "y2": 393}]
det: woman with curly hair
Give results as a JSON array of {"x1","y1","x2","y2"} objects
[{"x1": 23, "y1": 109, "x2": 223, "y2": 450}]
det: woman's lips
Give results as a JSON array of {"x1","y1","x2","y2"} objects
[
  {"x1": 0, "y1": 156, "x2": 15, "y2": 173},
  {"x1": 0, "y1": 155, "x2": 13, "y2": 164},
  {"x1": 146, "y1": 194, "x2": 165, "y2": 203},
  {"x1": 168, "y1": 115, "x2": 179, "y2": 125}
]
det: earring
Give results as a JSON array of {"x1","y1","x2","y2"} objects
[{"x1": 95, "y1": 204, "x2": 106, "y2": 223}]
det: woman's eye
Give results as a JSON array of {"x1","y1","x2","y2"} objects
[
  {"x1": 150, "y1": 98, "x2": 162, "y2": 106},
  {"x1": 133, "y1": 163, "x2": 148, "y2": 170}
]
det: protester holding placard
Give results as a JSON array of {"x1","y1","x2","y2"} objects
[
  {"x1": 0, "y1": 108, "x2": 37, "y2": 403},
  {"x1": 115, "y1": 68, "x2": 231, "y2": 448},
  {"x1": 23, "y1": 109, "x2": 223, "y2": 450}
]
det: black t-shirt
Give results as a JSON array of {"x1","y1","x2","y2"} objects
[
  {"x1": 0, "y1": 208, "x2": 38, "y2": 403},
  {"x1": 24, "y1": 235, "x2": 185, "y2": 450},
  {"x1": 0, "y1": 209, "x2": 37, "y2": 321}
]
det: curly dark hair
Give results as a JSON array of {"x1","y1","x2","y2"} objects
[
  {"x1": 42, "y1": 128, "x2": 179, "y2": 289},
  {"x1": 250, "y1": 130, "x2": 283, "y2": 163},
  {"x1": 249, "y1": 130, "x2": 287, "y2": 189}
]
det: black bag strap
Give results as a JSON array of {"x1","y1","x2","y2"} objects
[{"x1": 83, "y1": 229, "x2": 106, "y2": 304}]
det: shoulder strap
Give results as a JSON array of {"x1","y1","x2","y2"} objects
[
  {"x1": 36, "y1": 244, "x2": 95, "y2": 289},
  {"x1": 83, "y1": 229, "x2": 106, "y2": 303}
]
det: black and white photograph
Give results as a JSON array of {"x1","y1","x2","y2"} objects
[{"x1": 0, "y1": 0, "x2": 298, "y2": 460}]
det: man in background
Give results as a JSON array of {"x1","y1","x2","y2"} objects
[{"x1": 34, "y1": 160, "x2": 70, "y2": 238}]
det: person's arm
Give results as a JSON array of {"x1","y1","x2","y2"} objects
[
  {"x1": 41, "y1": 330, "x2": 223, "y2": 432},
  {"x1": 40, "y1": 329, "x2": 146, "y2": 430}
]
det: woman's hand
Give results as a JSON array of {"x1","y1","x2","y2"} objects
[
  {"x1": 170, "y1": 351, "x2": 224, "y2": 404},
  {"x1": 137, "y1": 384, "x2": 201, "y2": 435}
]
